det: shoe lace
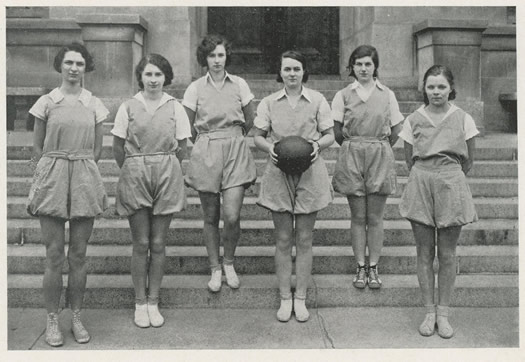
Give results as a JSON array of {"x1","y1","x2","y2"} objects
[
  {"x1": 72, "y1": 310, "x2": 86, "y2": 330},
  {"x1": 356, "y1": 265, "x2": 367, "y2": 280},
  {"x1": 369, "y1": 266, "x2": 379, "y2": 281},
  {"x1": 47, "y1": 313, "x2": 60, "y2": 333}
]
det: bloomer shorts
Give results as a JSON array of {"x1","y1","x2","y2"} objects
[
  {"x1": 332, "y1": 138, "x2": 397, "y2": 197},
  {"x1": 185, "y1": 127, "x2": 257, "y2": 193},
  {"x1": 116, "y1": 153, "x2": 186, "y2": 216},
  {"x1": 399, "y1": 161, "x2": 478, "y2": 228},
  {"x1": 27, "y1": 152, "x2": 107, "y2": 219},
  {"x1": 257, "y1": 156, "x2": 334, "y2": 214}
]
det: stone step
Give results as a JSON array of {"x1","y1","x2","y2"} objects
[
  {"x1": 7, "y1": 138, "x2": 518, "y2": 161},
  {"x1": 6, "y1": 196, "x2": 518, "y2": 220},
  {"x1": 7, "y1": 159, "x2": 518, "y2": 178},
  {"x1": 7, "y1": 175, "x2": 518, "y2": 198},
  {"x1": 7, "y1": 244, "x2": 518, "y2": 275},
  {"x1": 7, "y1": 274, "x2": 518, "y2": 308},
  {"x1": 7, "y1": 218, "x2": 518, "y2": 246}
]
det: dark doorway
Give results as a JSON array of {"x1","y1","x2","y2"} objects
[{"x1": 208, "y1": 7, "x2": 339, "y2": 75}]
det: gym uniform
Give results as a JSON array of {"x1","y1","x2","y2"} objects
[
  {"x1": 331, "y1": 79, "x2": 403, "y2": 196},
  {"x1": 27, "y1": 88, "x2": 109, "y2": 219},
  {"x1": 254, "y1": 87, "x2": 334, "y2": 214},
  {"x1": 183, "y1": 72, "x2": 257, "y2": 193},
  {"x1": 398, "y1": 104, "x2": 479, "y2": 228},
  {"x1": 111, "y1": 92, "x2": 192, "y2": 216}
]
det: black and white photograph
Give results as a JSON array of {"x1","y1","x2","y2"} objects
[{"x1": 3, "y1": 1, "x2": 521, "y2": 360}]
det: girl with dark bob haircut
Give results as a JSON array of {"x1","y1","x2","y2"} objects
[
  {"x1": 422, "y1": 65, "x2": 457, "y2": 105},
  {"x1": 276, "y1": 50, "x2": 309, "y2": 83},
  {"x1": 28, "y1": 43, "x2": 109, "y2": 347},
  {"x1": 347, "y1": 44, "x2": 379, "y2": 79},
  {"x1": 135, "y1": 53, "x2": 174, "y2": 89},
  {"x1": 196, "y1": 34, "x2": 232, "y2": 67},
  {"x1": 53, "y1": 42, "x2": 95, "y2": 73}
]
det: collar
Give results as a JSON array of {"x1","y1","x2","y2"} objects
[
  {"x1": 133, "y1": 91, "x2": 174, "y2": 109},
  {"x1": 49, "y1": 87, "x2": 92, "y2": 106},
  {"x1": 350, "y1": 78, "x2": 385, "y2": 91},
  {"x1": 274, "y1": 86, "x2": 313, "y2": 103},
  {"x1": 205, "y1": 71, "x2": 234, "y2": 84},
  {"x1": 417, "y1": 103, "x2": 459, "y2": 124}
]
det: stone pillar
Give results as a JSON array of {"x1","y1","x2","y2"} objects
[
  {"x1": 413, "y1": 19, "x2": 488, "y2": 133},
  {"x1": 76, "y1": 14, "x2": 148, "y2": 98},
  {"x1": 481, "y1": 26, "x2": 516, "y2": 132},
  {"x1": 6, "y1": 18, "x2": 82, "y2": 130}
]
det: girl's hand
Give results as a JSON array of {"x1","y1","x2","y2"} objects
[
  {"x1": 309, "y1": 140, "x2": 321, "y2": 163},
  {"x1": 269, "y1": 141, "x2": 279, "y2": 165}
]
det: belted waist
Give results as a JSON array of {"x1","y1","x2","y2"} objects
[
  {"x1": 125, "y1": 150, "x2": 177, "y2": 158},
  {"x1": 43, "y1": 150, "x2": 93, "y2": 160},
  {"x1": 343, "y1": 136, "x2": 388, "y2": 143},
  {"x1": 197, "y1": 126, "x2": 244, "y2": 140}
]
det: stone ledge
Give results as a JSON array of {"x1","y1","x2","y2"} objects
[
  {"x1": 6, "y1": 18, "x2": 79, "y2": 30},
  {"x1": 413, "y1": 19, "x2": 489, "y2": 34},
  {"x1": 483, "y1": 26, "x2": 516, "y2": 36},
  {"x1": 76, "y1": 13, "x2": 148, "y2": 32}
]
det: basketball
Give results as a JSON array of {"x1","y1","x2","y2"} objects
[{"x1": 274, "y1": 136, "x2": 314, "y2": 175}]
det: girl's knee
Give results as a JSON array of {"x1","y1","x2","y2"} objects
[
  {"x1": 133, "y1": 238, "x2": 150, "y2": 255},
  {"x1": 46, "y1": 248, "x2": 65, "y2": 270},
  {"x1": 150, "y1": 239, "x2": 166, "y2": 255}
]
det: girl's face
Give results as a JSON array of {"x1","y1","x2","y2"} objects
[
  {"x1": 280, "y1": 57, "x2": 304, "y2": 89},
  {"x1": 141, "y1": 63, "x2": 165, "y2": 93},
  {"x1": 207, "y1": 44, "x2": 227, "y2": 73},
  {"x1": 353, "y1": 56, "x2": 375, "y2": 84},
  {"x1": 61, "y1": 51, "x2": 86, "y2": 84},
  {"x1": 425, "y1": 74, "x2": 452, "y2": 107}
]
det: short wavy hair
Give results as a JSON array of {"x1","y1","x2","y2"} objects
[
  {"x1": 422, "y1": 64, "x2": 457, "y2": 105},
  {"x1": 276, "y1": 50, "x2": 309, "y2": 83},
  {"x1": 53, "y1": 42, "x2": 95, "y2": 73},
  {"x1": 196, "y1": 34, "x2": 232, "y2": 67},
  {"x1": 135, "y1": 54, "x2": 174, "y2": 90},
  {"x1": 347, "y1": 44, "x2": 379, "y2": 79}
]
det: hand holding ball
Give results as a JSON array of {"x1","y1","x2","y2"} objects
[{"x1": 274, "y1": 136, "x2": 314, "y2": 175}]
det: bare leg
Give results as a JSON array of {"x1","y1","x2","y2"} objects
[
  {"x1": 221, "y1": 186, "x2": 245, "y2": 261},
  {"x1": 198, "y1": 192, "x2": 221, "y2": 270},
  {"x1": 272, "y1": 211, "x2": 294, "y2": 322},
  {"x1": 40, "y1": 216, "x2": 66, "y2": 314},
  {"x1": 411, "y1": 221, "x2": 437, "y2": 336},
  {"x1": 411, "y1": 221, "x2": 436, "y2": 306},
  {"x1": 146, "y1": 213, "x2": 172, "y2": 327},
  {"x1": 67, "y1": 217, "x2": 94, "y2": 311},
  {"x1": 436, "y1": 226, "x2": 461, "y2": 306},
  {"x1": 293, "y1": 212, "x2": 317, "y2": 322},
  {"x1": 347, "y1": 196, "x2": 367, "y2": 266},
  {"x1": 128, "y1": 209, "x2": 151, "y2": 304},
  {"x1": 366, "y1": 194, "x2": 388, "y2": 266}
]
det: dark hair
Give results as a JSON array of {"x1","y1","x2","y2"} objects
[
  {"x1": 422, "y1": 65, "x2": 457, "y2": 105},
  {"x1": 276, "y1": 50, "x2": 309, "y2": 83},
  {"x1": 135, "y1": 54, "x2": 174, "y2": 90},
  {"x1": 53, "y1": 42, "x2": 95, "y2": 73},
  {"x1": 196, "y1": 34, "x2": 232, "y2": 67},
  {"x1": 347, "y1": 45, "x2": 379, "y2": 79}
]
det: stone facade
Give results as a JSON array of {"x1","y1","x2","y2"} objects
[{"x1": 6, "y1": 6, "x2": 516, "y2": 133}]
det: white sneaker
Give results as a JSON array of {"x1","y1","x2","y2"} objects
[
  {"x1": 208, "y1": 269, "x2": 222, "y2": 292},
  {"x1": 293, "y1": 298, "x2": 310, "y2": 322},
  {"x1": 276, "y1": 299, "x2": 293, "y2": 322},
  {"x1": 134, "y1": 304, "x2": 150, "y2": 328},
  {"x1": 223, "y1": 264, "x2": 240, "y2": 289},
  {"x1": 147, "y1": 303, "x2": 165, "y2": 327}
]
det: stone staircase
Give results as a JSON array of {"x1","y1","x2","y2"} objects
[{"x1": 6, "y1": 77, "x2": 519, "y2": 309}]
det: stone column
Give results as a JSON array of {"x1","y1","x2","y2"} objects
[
  {"x1": 76, "y1": 14, "x2": 148, "y2": 98},
  {"x1": 413, "y1": 19, "x2": 488, "y2": 133}
]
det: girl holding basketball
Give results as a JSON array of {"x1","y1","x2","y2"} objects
[
  {"x1": 399, "y1": 65, "x2": 478, "y2": 338},
  {"x1": 252, "y1": 50, "x2": 334, "y2": 322},
  {"x1": 332, "y1": 45, "x2": 403, "y2": 290},
  {"x1": 183, "y1": 35, "x2": 257, "y2": 292}
]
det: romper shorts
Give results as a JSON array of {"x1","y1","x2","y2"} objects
[
  {"x1": 27, "y1": 150, "x2": 107, "y2": 219},
  {"x1": 185, "y1": 127, "x2": 257, "y2": 193},
  {"x1": 399, "y1": 161, "x2": 478, "y2": 228},
  {"x1": 116, "y1": 153, "x2": 186, "y2": 216},
  {"x1": 332, "y1": 137, "x2": 397, "y2": 197},
  {"x1": 257, "y1": 156, "x2": 334, "y2": 214}
]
